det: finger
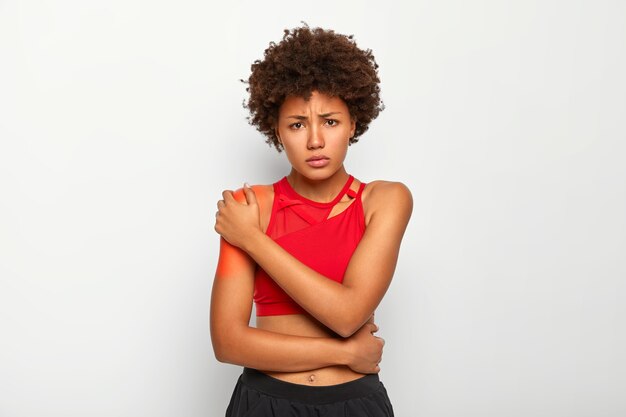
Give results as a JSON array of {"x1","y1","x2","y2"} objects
[
  {"x1": 243, "y1": 183, "x2": 257, "y2": 204},
  {"x1": 215, "y1": 210, "x2": 219, "y2": 217},
  {"x1": 222, "y1": 190, "x2": 235, "y2": 202},
  {"x1": 217, "y1": 199, "x2": 225, "y2": 209}
]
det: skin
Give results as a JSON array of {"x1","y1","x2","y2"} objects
[{"x1": 211, "y1": 91, "x2": 413, "y2": 386}]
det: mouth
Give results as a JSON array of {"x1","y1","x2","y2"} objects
[{"x1": 306, "y1": 155, "x2": 329, "y2": 162}]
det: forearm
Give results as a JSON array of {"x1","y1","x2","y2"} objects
[
  {"x1": 243, "y1": 232, "x2": 361, "y2": 336},
  {"x1": 212, "y1": 325, "x2": 349, "y2": 372}
]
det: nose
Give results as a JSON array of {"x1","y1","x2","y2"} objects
[{"x1": 307, "y1": 124, "x2": 324, "y2": 150}]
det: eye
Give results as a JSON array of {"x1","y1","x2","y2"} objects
[
  {"x1": 325, "y1": 119, "x2": 339, "y2": 126},
  {"x1": 289, "y1": 122, "x2": 304, "y2": 130}
]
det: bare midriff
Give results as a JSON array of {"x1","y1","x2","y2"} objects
[{"x1": 255, "y1": 314, "x2": 367, "y2": 386}]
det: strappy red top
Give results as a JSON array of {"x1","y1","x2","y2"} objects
[{"x1": 253, "y1": 174, "x2": 367, "y2": 316}]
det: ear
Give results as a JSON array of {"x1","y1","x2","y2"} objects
[
  {"x1": 350, "y1": 118, "x2": 356, "y2": 138},
  {"x1": 274, "y1": 126, "x2": 282, "y2": 145}
]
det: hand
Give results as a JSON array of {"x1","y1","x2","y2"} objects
[
  {"x1": 214, "y1": 184, "x2": 262, "y2": 250},
  {"x1": 342, "y1": 315, "x2": 384, "y2": 374}
]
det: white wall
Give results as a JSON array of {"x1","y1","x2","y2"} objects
[{"x1": 1, "y1": 1, "x2": 624, "y2": 416}]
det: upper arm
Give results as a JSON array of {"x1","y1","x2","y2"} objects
[
  {"x1": 210, "y1": 188, "x2": 259, "y2": 354},
  {"x1": 210, "y1": 236, "x2": 256, "y2": 326},
  {"x1": 210, "y1": 186, "x2": 269, "y2": 351},
  {"x1": 342, "y1": 181, "x2": 413, "y2": 329}
]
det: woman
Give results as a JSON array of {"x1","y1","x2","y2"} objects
[{"x1": 211, "y1": 25, "x2": 413, "y2": 417}]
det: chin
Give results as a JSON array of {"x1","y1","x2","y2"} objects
[{"x1": 296, "y1": 166, "x2": 335, "y2": 180}]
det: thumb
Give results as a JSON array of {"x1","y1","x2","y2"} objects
[
  {"x1": 243, "y1": 182, "x2": 257, "y2": 204},
  {"x1": 369, "y1": 322, "x2": 379, "y2": 333}
]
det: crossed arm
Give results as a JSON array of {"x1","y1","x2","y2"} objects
[
  {"x1": 214, "y1": 181, "x2": 413, "y2": 337},
  {"x1": 209, "y1": 236, "x2": 381, "y2": 372},
  {"x1": 210, "y1": 181, "x2": 412, "y2": 372}
]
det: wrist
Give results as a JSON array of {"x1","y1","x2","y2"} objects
[
  {"x1": 335, "y1": 337, "x2": 352, "y2": 367},
  {"x1": 242, "y1": 228, "x2": 267, "y2": 254}
]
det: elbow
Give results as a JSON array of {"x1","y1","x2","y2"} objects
[
  {"x1": 211, "y1": 336, "x2": 229, "y2": 363},
  {"x1": 336, "y1": 326, "x2": 360, "y2": 339},
  {"x1": 333, "y1": 318, "x2": 364, "y2": 339},
  {"x1": 210, "y1": 325, "x2": 244, "y2": 364},
  {"x1": 212, "y1": 340, "x2": 228, "y2": 363},
  {"x1": 336, "y1": 328, "x2": 356, "y2": 339},
  {"x1": 213, "y1": 350, "x2": 225, "y2": 363},
  {"x1": 332, "y1": 309, "x2": 376, "y2": 338},
  {"x1": 212, "y1": 336, "x2": 242, "y2": 365}
]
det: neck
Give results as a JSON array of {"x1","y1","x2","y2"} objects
[{"x1": 286, "y1": 167, "x2": 350, "y2": 203}]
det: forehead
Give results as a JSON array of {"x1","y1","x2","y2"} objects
[{"x1": 279, "y1": 91, "x2": 349, "y2": 115}]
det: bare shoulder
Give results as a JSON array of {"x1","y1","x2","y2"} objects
[
  {"x1": 363, "y1": 180, "x2": 413, "y2": 209},
  {"x1": 362, "y1": 180, "x2": 413, "y2": 226},
  {"x1": 231, "y1": 183, "x2": 275, "y2": 232},
  {"x1": 229, "y1": 184, "x2": 274, "y2": 204}
]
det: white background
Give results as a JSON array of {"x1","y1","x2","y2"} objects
[{"x1": 1, "y1": 1, "x2": 625, "y2": 416}]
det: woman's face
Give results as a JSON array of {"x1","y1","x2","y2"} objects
[{"x1": 275, "y1": 91, "x2": 356, "y2": 181}]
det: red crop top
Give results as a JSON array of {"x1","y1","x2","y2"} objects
[{"x1": 253, "y1": 174, "x2": 367, "y2": 316}]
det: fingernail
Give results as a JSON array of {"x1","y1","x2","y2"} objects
[{"x1": 244, "y1": 182, "x2": 250, "y2": 188}]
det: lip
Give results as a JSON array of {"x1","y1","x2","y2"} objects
[
  {"x1": 306, "y1": 155, "x2": 329, "y2": 162},
  {"x1": 306, "y1": 157, "x2": 330, "y2": 168}
]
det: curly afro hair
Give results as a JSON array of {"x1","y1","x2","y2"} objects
[{"x1": 242, "y1": 24, "x2": 384, "y2": 153}]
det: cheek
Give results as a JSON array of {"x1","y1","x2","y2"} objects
[
  {"x1": 337, "y1": 144, "x2": 349, "y2": 159},
  {"x1": 332, "y1": 128, "x2": 352, "y2": 148},
  {"x1": 281, "y1": 143, "x2": 301, "y2": 165}
]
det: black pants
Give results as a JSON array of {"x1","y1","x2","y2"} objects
[{"x1": 225, "y1": 367, "x2": 394, "y2": 416}]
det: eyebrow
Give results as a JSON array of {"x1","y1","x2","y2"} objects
[{"x1": 287, "y1": 112, "x2": 342, "y2": 120}]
